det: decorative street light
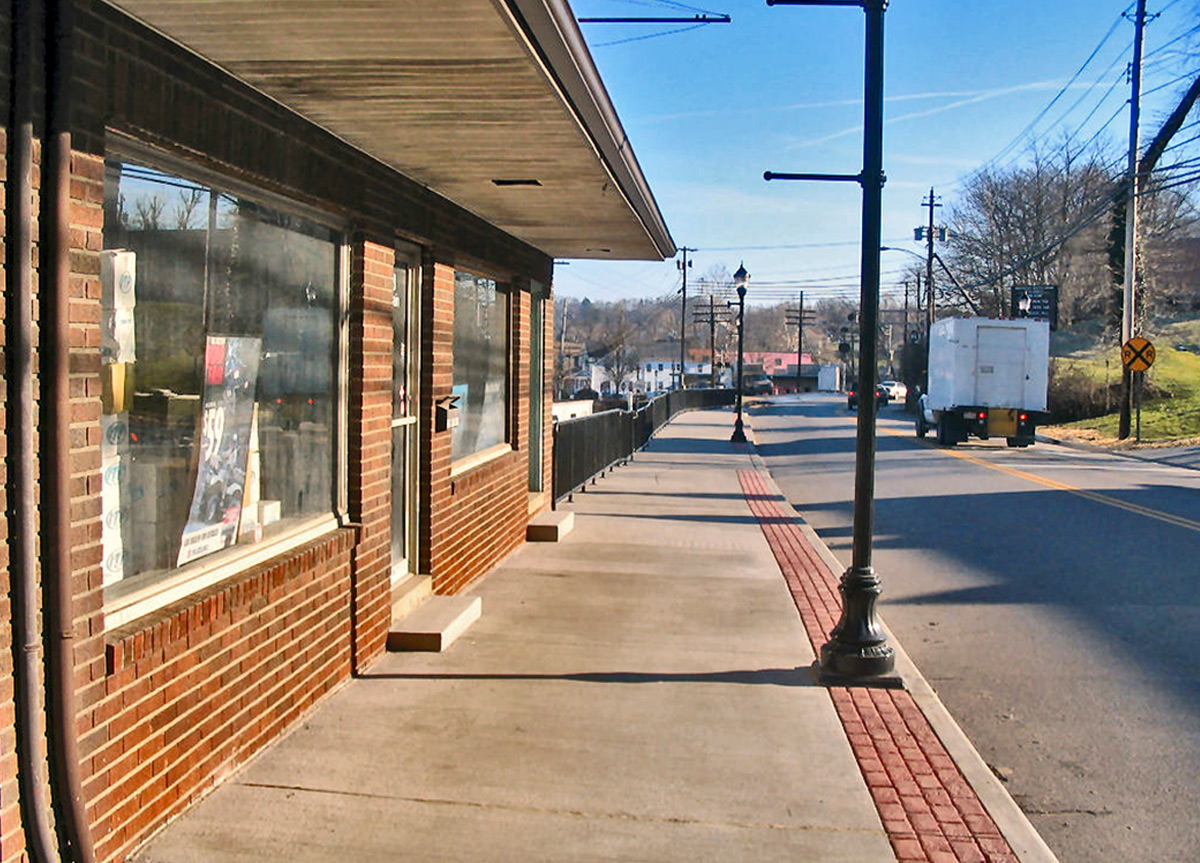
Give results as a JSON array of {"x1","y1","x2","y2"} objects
[
  {"x1": 766, "y1": 0, "x2": 897, "y2": 686},
  {"x1": 730, "y1": 263, "x2": 749, "y2": 443}
]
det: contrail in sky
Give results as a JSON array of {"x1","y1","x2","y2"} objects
[
  {"x1": 790, "y1": 81, "x2": 1088, "y2": 147},
  {"x1": 639, "y1": 80, "x2": 1071, "y2": 125}
]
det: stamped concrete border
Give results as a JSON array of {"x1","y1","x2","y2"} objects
[{"x1": 747, "y1": 452, "x2": 1060, "y2": 863}]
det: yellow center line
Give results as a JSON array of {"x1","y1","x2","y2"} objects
[{"x1": 880, "y1": 425, "x2": 1200, "y2": 534}]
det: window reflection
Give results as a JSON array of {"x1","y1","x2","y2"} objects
[
  {"x1": 101, "y1": 158, "x2": 339, "y2": 590},
  {"x1": 451, "y1": 273, "x2": 509, "y2": 461}
]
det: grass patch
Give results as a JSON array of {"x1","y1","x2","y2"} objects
[{"x1": 1044, "y1": 343, "x2": 1200, "y2": 444}]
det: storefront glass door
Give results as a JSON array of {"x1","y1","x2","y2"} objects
[{"x1": 391, "y1": 253, "x2": 420, "y2": 578}]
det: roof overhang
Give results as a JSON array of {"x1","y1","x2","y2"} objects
[{"x1": 103, "y1": 0, "x2": 676, "y2": 261}]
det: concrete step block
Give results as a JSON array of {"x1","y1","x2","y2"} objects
[
  {"x1": 387, "y1": 595, "x2": 481, "y2": 652},
  {"x1": 391, "y1": 574, "x2": 433, "y2": 621},
  {"x1": 526, "y1": 510, "x2": 575, "y2": 542}
]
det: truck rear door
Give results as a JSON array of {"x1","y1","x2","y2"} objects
[{"x1": 975, "y1": 325, "x2": 1026, "y2": 407}]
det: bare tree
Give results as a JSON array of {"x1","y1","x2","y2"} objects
[
  {"x1": 599, "y1": 309, "x2": 641, "y2": 392},
  {"x1": 132, "y1": 193, "x2": 168, "y2": 230},
  {"x1": 174, "y1": 188, "x2": 205, "y2": 230},
  {"x1": 944, "y1": 140, "x2": 1118, "y2": 325}
]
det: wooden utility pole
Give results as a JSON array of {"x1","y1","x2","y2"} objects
[
  {"x1": 786, "y1": 293, "x2": 814, "y2": 392},
  {"x1": 677, "y1": 247, "x2": 694, "y2": 389},
  {"x1": 693, "y1": 293, "x2": 730, "y2": 387},
  {"x1": 1119, "y1": 0, "x2": 1148, "y2": 440}
]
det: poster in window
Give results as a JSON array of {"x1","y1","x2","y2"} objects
[{"x1": 177, "y1": 335, "x2": 262, "y2": 566}]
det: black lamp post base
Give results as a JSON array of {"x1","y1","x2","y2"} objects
[
  {"x1": 813, "y1": 648, "x2": 902, "y2": 689},
  {"x1": 814, "y1": 563, "x2": 901, "y2": 687},
  {"x1": 730, "y1": 422, "x2": 747, "y2": 443}
]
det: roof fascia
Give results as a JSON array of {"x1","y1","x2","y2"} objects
[{"x1": 503, "y1": 0, "x2": 676, "y2": 259}]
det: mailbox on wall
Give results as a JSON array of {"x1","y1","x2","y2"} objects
[{"x1": 436, "y1": 396, "x2": 460, "y2": 432}]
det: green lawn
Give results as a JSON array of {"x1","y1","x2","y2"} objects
[{"x1": 1047, "y1": 340, "x2": 1200, "y2": 445}]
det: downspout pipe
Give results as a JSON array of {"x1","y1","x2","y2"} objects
[
  {"x1": 7, "y1": 1, "x2": 61, "y2": 859},
  {"x1": 41, "y1": 0, "x2": 97, "y2": 860}
]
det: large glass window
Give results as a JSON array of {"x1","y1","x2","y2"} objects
[
  {"x1": 101, "y1": 154, "x2": 340, "y2": 602},
  {"x1": 452, "y1": 273, "x2": 509, "y2": 462}
]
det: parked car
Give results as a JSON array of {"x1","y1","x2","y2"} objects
[
  {"x1": 879, "y1": 380, "x2": 907, "y2": 401},
  {"x1": 742, "y1": 374, "x2": 775, "y2": 396},
  {"x1": 847, "y1": 383, "x2": 887, "y2": 410}
]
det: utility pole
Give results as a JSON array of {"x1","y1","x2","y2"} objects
[
  {"x1": 914, "y1": 189, "x2": 941, "y2": 395},
  {"x1": 1119, "y1": 0, "x2": 1148, "y2": 440},
  {"x1": 559, "y1": 302, "x2": 570, "y2": 398},
  {"x1": 693, "y1": 293, "x2": 731, "y2": 387},
  {"x1": 921, "y1": 188, "x2": 940, "y2": 344},
  {"x1": 786, "y1": 294, "x2": 815, "y2": 392},
  {"x1": 678, "y1": 247, "x2": 695, "y2": 390}
]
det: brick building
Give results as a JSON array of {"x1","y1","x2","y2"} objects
[{"x1": 0, "y1": 2, "x2": 673, "y2": 861}]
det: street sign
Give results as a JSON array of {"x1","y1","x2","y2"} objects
[
  {"x1": 1122, "y1": 337, "x2": 1156, "y2": 371},
  {"x1": 1011, "y1": 285, "x2": 1059, "y2": 330}
]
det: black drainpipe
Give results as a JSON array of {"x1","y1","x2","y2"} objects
[
  {"x1": 7, "y1": 0, "x2": 60, "y2": 859},
  {"x1": 41, "y1": 0, "x2": 96, "y2": 860}
]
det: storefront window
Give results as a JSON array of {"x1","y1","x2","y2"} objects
[
  {"x1": 101, "y1": 155, "x2": 340, "y2": 598},
  {"x1": 452, "y1": 273, "x2": 509, "y2": 461}
]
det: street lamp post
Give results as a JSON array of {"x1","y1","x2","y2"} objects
[
  {"x1": 730, "y1": 263, "x2": 748, "y2": 443},
  {"x1": 882, "y1": 245, "x2": 928, "y2": 406},
  {"x1": 766, "y1": 0, "x2": 897, "y2": 685}
]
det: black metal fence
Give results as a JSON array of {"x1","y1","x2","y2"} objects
[{"x1": 552, "y1": 388, "x2": 735, "y2": 504}]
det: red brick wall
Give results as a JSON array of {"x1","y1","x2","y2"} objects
[
  {"x1": 541, "y1": 292, "x2": 555, "y2": 499},
  {"x1": 73, "y1": 146, "x2": 108, "y2": 863},
  {"x1": 0, "y1": 109, "x2": 19, "y2": 863},
  {"x1": 347, "y1": 240, "x2": 395, "y2": 671},
  {"x1": 0, "y1": 4, "x2": 557, "y2": 862},
  {"x1": 90, "y1": 530, "x2": 355, "y2": 863},
  {"x1": 422, "y1": 264, "x2": 532, "y2": 596}
]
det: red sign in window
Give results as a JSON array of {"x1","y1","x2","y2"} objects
[{"x1": 204, "y1": 341, "x2": 227, "y2": 385}]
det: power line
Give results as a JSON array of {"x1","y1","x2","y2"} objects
[{"x1": 959, "y1": 6, "x2": 1133, "y2": 182}]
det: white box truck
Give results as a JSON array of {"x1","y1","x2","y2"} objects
[{"x1": 916, "y1": 317, "x2": 1050, "y2": 447}]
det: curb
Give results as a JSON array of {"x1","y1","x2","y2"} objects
[
  {"x1": 1038, "y1": 433, "x2": 1200, "y2": 472},
  {"x1": 745, "y1": 447, "x2": 1060, "y2": 863}
]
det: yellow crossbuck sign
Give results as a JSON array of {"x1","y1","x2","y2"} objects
[{"x1": 1122, "y1": 337, "x2": 1155, "y2": 372}]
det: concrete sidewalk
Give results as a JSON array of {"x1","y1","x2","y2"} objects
[{"x1": 134, "y1": 409, "x2": 1054, "y2": 863}]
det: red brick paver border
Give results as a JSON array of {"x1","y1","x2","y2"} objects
[{"x1": 739, "y1": 469, "x2": 1019, "y2": 863}]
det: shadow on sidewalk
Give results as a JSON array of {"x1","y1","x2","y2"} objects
[
  {"x1": 639, "y1": 438, "x2": 747, "y2": 455},
  {"x1": 362, "y1": 668, "x2": 816, "y2": 686},
  {"x1": 585, "y1": 489, "x2": 747, "y2": 501},
  {"x1": 587, "y1": 512, "x2": 796, "y2": 526}
]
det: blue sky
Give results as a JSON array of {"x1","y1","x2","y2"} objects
[{"x1": 556, "y1": 0, "x2": 1200, "y2": 304}]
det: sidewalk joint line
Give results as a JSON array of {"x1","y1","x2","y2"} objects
[{"x1": 235, "y1": 781, "x2": 883, "y2": 833}]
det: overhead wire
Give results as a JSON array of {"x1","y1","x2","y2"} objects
[
  {"x1": 945, "y1": 4, "x2": 1134, "y2": 191},
  {"x1": 581, "y1": 0, "x2": 729, "y2": 47},
  {"x1": 938, "y1": 0, "x2": 1199, "y2": 297}
]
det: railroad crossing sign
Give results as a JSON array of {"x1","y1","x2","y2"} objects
[{"x1": 1122, "y1": 337, "x2": 1156, "y2": 372}]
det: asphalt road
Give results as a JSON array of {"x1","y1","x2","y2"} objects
[{"x1": 750, "y1": 393, "x2": 1200, "y2": 863}]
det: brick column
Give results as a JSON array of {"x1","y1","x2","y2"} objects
[
  {"x1": 347, "y1": 239, "x2": 395, "y2": 671},
  {"x1": 422, "y1": 261, "x2": 455, "y2": 591}
]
